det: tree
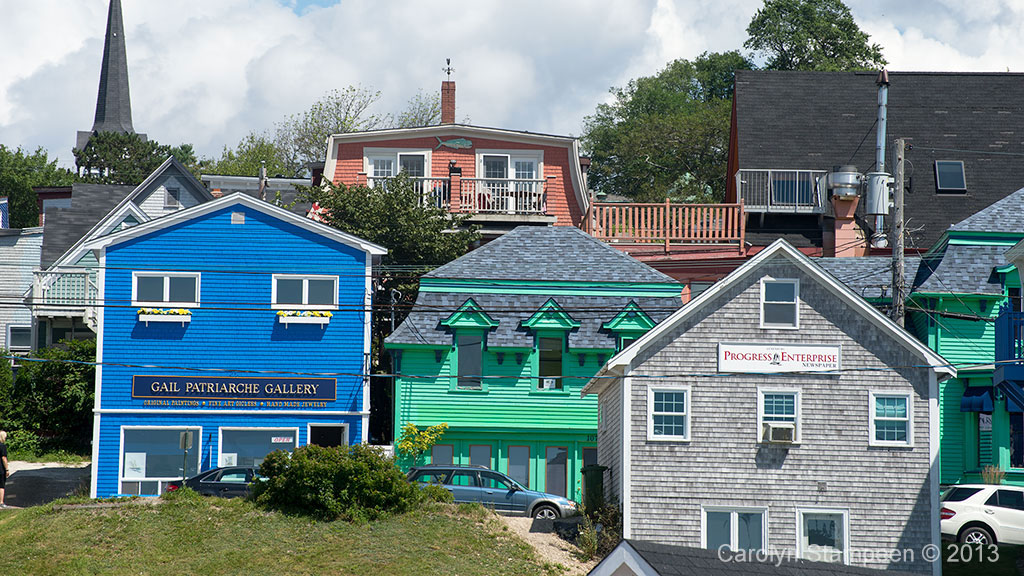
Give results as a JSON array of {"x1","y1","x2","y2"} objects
[
  {"x1": 274, "y1": 86, "x2": 386, "y2": 170},
  {"x1": 391, "y1": 90, "x2": 442, "y2": 128},
  {"x1": 202, "y1": 131, "x2": 293, "y2": 177},
  {"x1": 582, "y1": 51, "x2": 754, "y2": 202},
  {"x1": 745, "y1": 0, "x2": 887, "y2": 71},
  {"x1": 0, "y1": 145, "x2": 76, "y2": 227},
  {"x1": 73, "y1": 132, "x2": 198, "y2": 185}
]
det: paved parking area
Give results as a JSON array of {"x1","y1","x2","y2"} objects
[{"x1": 4, "y1": 461, "x2": 91, "y2": 508}]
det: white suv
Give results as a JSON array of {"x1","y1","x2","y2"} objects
[{"x1": 941, "y1": 484, "x2": 1024, "y2": 545}]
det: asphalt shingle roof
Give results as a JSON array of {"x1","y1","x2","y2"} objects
[
  {"x1": 733, "y1": 70, "x2": 1024, "y2": 249},
  {"x1": 815, "y1": 256, "x2": 921, "y2": 300},
  {"x1": 950, "y1": 186, "x2": 1024, "y2": 233},
  {"x1": 913, "y1": 243, "x2": 1008, "y2": 295},
  {"x1": 40, "y1": 184, "x2": 135, "y2": 267},
  {"x1": 425, "y1": 226, "x2": 678, "y2": 284},
  {"x1": 619, "y1": 540, "x2": 919, "y2": 576},
  {"x1": 386, "y1": 292, "x2": 679, "y2": 348}
]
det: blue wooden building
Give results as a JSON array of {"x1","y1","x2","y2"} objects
[{"x1": 84, "y1": 193, "x2": 385, "y2": 497}]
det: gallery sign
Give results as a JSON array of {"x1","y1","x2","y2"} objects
[
  {"x1": 132, "y1": 375, "x2": 337, "y2": 402},
  {"x1": 718, "y1": 343, "x2": 840, "y2": 373}
]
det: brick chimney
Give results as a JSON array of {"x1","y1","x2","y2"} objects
[{"x1": 441, "y1": 81, "x2": 456, "y2": 124}]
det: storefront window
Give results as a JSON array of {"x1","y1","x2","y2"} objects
[
  {"x1": 1011, "y1": 413, "x2": 1024, "y2": 468},
  {"x1": 220, "y1": 428, "x2": 297, "y2": 467},
  {"x1": 121, "y1": 427, "x2": 200, "y2": 495}
]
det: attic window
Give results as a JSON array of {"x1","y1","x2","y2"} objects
[
  {"x1": 164, "y1": 188, "x2": 182, "y2": 209},
  {"x1": 231, "y1": 212, "x2": 245, "y2": 225},
  {"x1": 935, "y1": 161, "x2": 966, "y2": 193}
]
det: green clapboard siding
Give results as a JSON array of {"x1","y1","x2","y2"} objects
[{"x1": 939, "y1": 378, "x2": 966, "y2": 484}]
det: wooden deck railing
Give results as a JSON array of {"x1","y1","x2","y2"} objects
[{"x1": 584, "y1": 201, "x2": 745, "y2": 253}]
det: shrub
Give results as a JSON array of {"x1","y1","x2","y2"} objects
[
  {"x1": 419, "y1": 483, "x2": 454, "y2": 504},
  {"x1": 574, "y1": 502, "x2": 623, "y2": 559},
  {"x1": 7, "y1": 429, "x2": 41, "y2": 458},
  {"x1": 252, "y1": 444, "x2": 419, "y2": 521}
]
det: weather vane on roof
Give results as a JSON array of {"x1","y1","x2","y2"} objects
[{"x1": 443, "y1": 58, "x2": 454, "y2": 80}]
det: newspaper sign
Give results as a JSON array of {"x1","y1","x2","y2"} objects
[{"x1": 718, "y1": 343, "x2": 840, "y2": 373}]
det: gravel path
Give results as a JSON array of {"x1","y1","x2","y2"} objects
[{"x1": 499, "y1": 515, "x2": 597, "y2": 575}]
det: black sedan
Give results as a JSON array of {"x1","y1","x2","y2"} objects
[{"x1": 165, "y1": 466, "x2": 263, "y2": 498}]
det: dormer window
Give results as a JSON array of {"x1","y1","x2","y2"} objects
[
  {"x1": 761, "y1": 278, "x2": 798, "y2": 329},
  {"x1": 935, "y1": 160, "x2": 966, "y2": 193}
]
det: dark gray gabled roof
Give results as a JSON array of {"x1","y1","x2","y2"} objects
[
  {"x1": 913, "y1": 243, "x2": 1008, "y2": 296},
  {"x1": 815, "y1": 256, "x2": 921, "y2": 300},
  {"x1": 40, "y1": 184, "x2": 135, "y2": 267},
  {"x1": 425, "y1": 226, "x2": 677, "y2": 284},
  {"x1": 951, "y1": 186, "x2": 1024, "y2": 233},
  {"x1": 385, "y1": 292, "x2": 680, "y2": 349},
  {"x1": 602, "y1": 540, "x2": 918, "y2": 576},
  {"x1": 733, "y1": 70, "x2": 1024, "y2": 249}
]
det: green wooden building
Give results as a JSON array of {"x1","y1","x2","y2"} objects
[{"x1": 385, "y1": 226, "x2": 682, "y2": 500}]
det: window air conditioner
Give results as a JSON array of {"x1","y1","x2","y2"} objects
[
  {"x1": 763, "y1": 422, "x2": 796, "y2": 443},
  {"x1": 540, "y1": 378, "x2": 557, "y2": 389}
]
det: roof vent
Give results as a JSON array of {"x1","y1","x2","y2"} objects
[{"x1": 231, "y1": 212, "x2": 245, "y2": 225}]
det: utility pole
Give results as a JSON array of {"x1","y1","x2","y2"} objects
[{"x1": 891, "y1": 138, "x2": 906, "y2": 326}]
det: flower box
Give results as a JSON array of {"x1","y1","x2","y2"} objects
[
  {"x1": 278, "y1": 315, "x2": 330, "y2": 327},
  {"x1": 138, "y1": 314, "x2": 192, "y2": 326}
]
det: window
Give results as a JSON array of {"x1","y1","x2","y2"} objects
[
  {"x1": 431, "y1": 444, "x2": 454, "y2": 466},
  {"x1": 758, "y1": 389, "x2": 800, "y2": 443},
  {"x1": 450, "y1": 471, "x2": 479, "y2": 487},
  {"x1": 477, "y1": 150, "x2": 544, "y2": 212},
  {"x1": 703, "y1": 507, "x2": 766, "y2": 552},
  {"x1": 272, "y1": 274, "x2": 338, "y2": 309},
  {"x1": 986, "y1": 489, "x2": 1024, "y2": 511},
  {"x1": 371, "y1": 158, "x2": 394, "y2": 179},
  {"x1": 366, "y1": 150, "x2": 430, "y2": 189},
  {"x1": 798, "y1": 509, "x2": 848, "y2": 563},
  {"x1": 164, "y1": 187, "x2": 181, "y2": 209},
  {"x1": 647, "y1": 386, "x2": 690, "y2": 441},
  {"x1": 480, "y1": 471, "x2": 515, "y2": 490},
  {"x1": 1012, "y1": 413, "x2": 1024, "y2": 468},
  {"x1": 583, "y1": 447, "x2": 598, "y2": 468},
  {"x1": 411, "y1": 469, "x2": 450, "y2": 484},
  {"x1": 508, "y1": 446, "x2": 530, "y2": 487},
  {"x1": 690, "y1": 281, "x2": 714, "y2": 299},
  {"x1": 457, "y1": 332, "x2": 483, "y2": 390},
  {"x1": 942, "y1": 487, "x2": 983, "y2": 502},
  {"x1": 469, "y1": 444, "x2": 491, "y2": 468},
  {"x1": 545, "y1": 446, "x2": 568, "y2": 497},
  {"x1": 761, "y1": 279, "x2": 798, "y2": 328},
  {"x1": 935, "y1": 160, "x2": 966, "y2": 192},
  {"x1": 7, "y1": 326, "x2": 31, "y2": 353},
  {"x1": 132, "y1": 272, "x2": 200, "y2": 307},
  {"x1": 120, "y1": 427, "x2": 200, "y2": 495},
  {"x1": 220, "y1": 428, "x2": 297, "y2": 467},
  {"x1": 538, "y1": 336, "x2": 564, "y2": 390},
  {"x1": 870, "y1": 392, "x2": 912, "y2": 446}
]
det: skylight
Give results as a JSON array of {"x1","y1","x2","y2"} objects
[{"x1": 935, "y1": 160, "x2": 966, "y2": 192}]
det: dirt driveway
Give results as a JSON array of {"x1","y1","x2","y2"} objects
[{"x1": 5, "y1": 461, "x2": 91, "y2": 508}]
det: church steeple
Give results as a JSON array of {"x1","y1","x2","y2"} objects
[{"x1": 76, "y1": 0, "x2": 145, "y2": 151}]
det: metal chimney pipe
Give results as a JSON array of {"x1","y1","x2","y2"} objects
[{"x1": 873, "y1": 70, "x2": 890, "y2": 242}]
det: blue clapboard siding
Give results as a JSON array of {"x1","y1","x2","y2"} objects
[{"x1": 94, "y1": 201, "x2": 376, "y2": 497}]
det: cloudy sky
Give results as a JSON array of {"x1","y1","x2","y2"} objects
[{"x1": 1, "y1": 0, "x2": 1022, "y2": 169}]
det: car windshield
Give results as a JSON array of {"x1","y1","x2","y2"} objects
[{"x1": 942, "y1": 487, "x2": 984, "y2": 502}]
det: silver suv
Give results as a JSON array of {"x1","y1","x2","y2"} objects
[{"x1": 408, "y1": 464, "x2": 577, "y2": 519}]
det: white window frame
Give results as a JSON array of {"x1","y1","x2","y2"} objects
[
  {"x1": 219, "y1": 426, "x2": 299, "y2": 467},
  {"x1": 271, "y1": 274, "x2": 339, "y2": 310},
  {"x1": 164, "y1": 187, "x2": 182, "y2": 209},
  {"x1": 306, "y1": 422, "x2": 350, "y2": 447},
  {"x1": 119, "y1": 425, "x2": 202, "y2": 495},
  {"x1": 760, "y1": 277, "x2": 799, "y2": 329},
  {"x1": 131, "y1": 271, "x2": 201, "y2": 307},
  {"x1": 475, "y1": 149, "x2": 543, "y2": 180},
  {"x1": 364, "y1": 148, "x2": 432, "y2": 181},
  {"x1": 647, "y1": 384, "x2": 691, "y2": 442},
  {"x1": 700, "y1": 505, "x2": 768, "y2": 551},
  {"x1": 757, "y1": 387, "x2": 801, "y2": 443},
  {"x1": 6, "y1": 325, "x2": 31, "y2": 353},
  {"x1": 869, "y1": 391, "x2": 913, "y2": 447},
  {"x1": 796, "y1": 507, "x2": 850, "y2": 564}
]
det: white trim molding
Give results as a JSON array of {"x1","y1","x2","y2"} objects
[
  {"x1": 796, "y1": 506, "x2": 851, "y2": 565},
  {"x1": 646, "y1": 383, "x2": 691, "y2": 442},
  {"x1": 756, "y1": 386, "x2": 802, "y2": 444},
  {"x1": 868, "y1": 390, "x2": 914, "y2": 447}
]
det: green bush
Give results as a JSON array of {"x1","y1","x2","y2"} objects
[
  {"x1": 419, "y1": 483, "x2": 454, "y2": 504},
  {"x1": 7, "y1": 429, "x2": 41, "y2": 458},
  {"x1": 252, "y1": 444, "x2": 419, "y2": 521},
  {"x1": 575, "y1": 502, "x2": 623, "y2": 559}
]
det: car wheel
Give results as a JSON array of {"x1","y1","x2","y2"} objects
[
  {"x1": 959, "y1": 525, "x2": 995, "y2": 545},
  {"x1": 533, "y1": 505, "x2": 558, "y2": 520}
]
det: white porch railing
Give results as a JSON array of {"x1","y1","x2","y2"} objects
[
  {"x1": 458, "y1": 178, "x2": 546, "y2": 214},
  {"x1": 367, "y1": 177, "x2": 451, "y2": 209},
  {"x1": 31, "y1": 268, "x2": 99, "y2": 327},
  {"x1": 735, "y1": 169, "x2": 826, "y2": 213}
]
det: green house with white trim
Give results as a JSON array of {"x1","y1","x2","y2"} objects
[{"x1": 385, "y1": 226, "x2": 682, "y2": 500}]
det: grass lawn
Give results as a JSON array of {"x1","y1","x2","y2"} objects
[
  {"x1": 942, "y1": 543, "x2": 1020, "y2": 576},
  {"x1": 0, "y1": 497, "x2": 564, "y2": 576}
]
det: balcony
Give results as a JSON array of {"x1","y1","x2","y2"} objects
[
  {"x1": 735, "y1": 169, "x2": 826, "y2": 213},
  {"x1": 996, "y1": 308, "x2": 1024, "y2": 386},
  {"x1": 367, "y1": 177, "x2": 452, "y2": 209},
  {"x1": 31, "y1": 268, "x2": 99, "y2": 328},
  {"x1": 583, "y1": 201, "x2": 745, "y2": 253},
  {"x1": 366, "y1": 176, "x2": 548, "y2": 216}
]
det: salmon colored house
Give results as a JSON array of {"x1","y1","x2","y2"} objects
[{"x1": 322, "y1": 82, "x2": 590, "y2": 238}]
